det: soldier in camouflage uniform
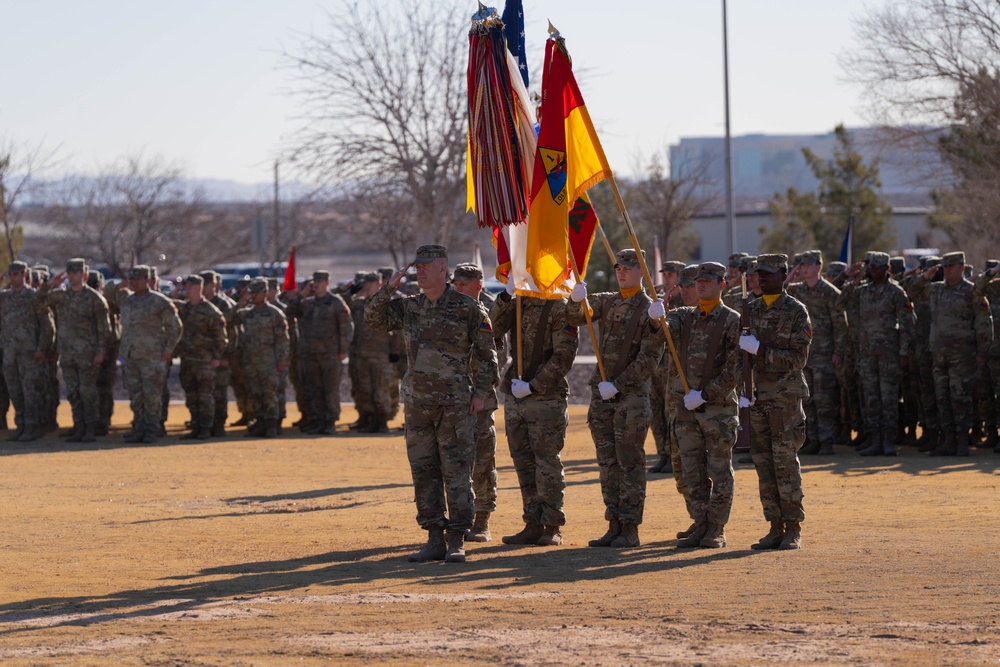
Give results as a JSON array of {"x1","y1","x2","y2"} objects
[
  {"x1": 450, "y1": 263, "x2": 501, "y2": 543},
  {"x1": 36, "y1": 259, "x2": 111, "y2": 443},
  {"x1": 908, "y1": 251, "x2": 994, "y2": 456},
  {"x1": 229, "y1": 276, "x2": 253, "y2": 426},
  {"x1": 838, "y1": 253, "x2": 915, "y2": 457},
  {"x1": 567, "y1": 249, "x2": 664, "y2": 549},
  {"x1": 365, "y1": 245, "x2": 498, "y2": 564},
  {"x1": 31, "y1": 264, "x2": 60, "y2": 433},
  {"x1": 93, "y1": 271, "x2": 120, "y2": 434},
  {"x1": 491, "y1": 282, "x2": 579, "y2": 547},
  {"x1": 649, "y1": 260, "x2": 686, "y2": 474},
  {"x1": 650, "y1": 262, "x2": 741, "y2": 549},
  {"x1": 1, "y1": 261, "x2": 55, "y2": 441},
  {"x1": 201, "y1": 271, "x2": 239, "y2": 436},
  {"x1": 974, "y1": 261, "x2": 1000, "y2": 451},
  {"x1": 176, "y1": 275, "x2": 228, "y2": 439},
  {"x1": 285, "y1": 270, "x2": 353, "y2": 435},
  {"x1": 234, "y1": 279, "x2": 289, "y2": 438},
  {"x1": 722, "y1": 255, "x2": 756, "y2": 311},
  {"x1": 786, "y1": 250, "x2": 847, "y2": 455},
  {"x1": 738, "y1": 254, "x2": 811, "y2": 550},
  {"x1": 349, "y1": 273, "x2": 400, "y2": 433},
  {"x1": 666, "y1": 264, "x2": 701, "y2": 526},
  {"x1": 112, "y1": 265, "x2": 183, "y2": 444}
]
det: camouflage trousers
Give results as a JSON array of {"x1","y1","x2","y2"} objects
[
  {"x1": 180, "y1": 358, "x2": 216, "y2": 430},
  {"x1": 974, "y1": 355, "x2": 999, "y2": 429},
  {"x1": 160, "y1": 360, "x2": 170, "y2": 426},
  {"x1": 914, "y1": 345, "x2": 938, "y2": 431},
  {"x1": 213, "y1": 365, "x2": 231, "y2": 427},
  {"x1": 404, "y1": 402, "x2": 476, "y2": 533},
  {"x1": 3, "y1": 350, "x2": 44, "y2": 427},
  {"x1": 803, "y1": 363, "x2": 838, "y2": 445},
  {"x1": 505, "y1": 394, "x2": 568, "y2": 526},
  {"x1": 289, "y1": 351, "x2": 305, "y2": 418},
  {"x1": 354, "y1": 355, "x2": 397, "y2": 420},
  {"x1": 61, "y1": 356, "x2": 101, "y2": 426},
  {"x1": 673, "y1": 403, "x2": 738, "y2": 525},
  {"x1": 588, "y1": 391, "x2": 650, "y2": 525},
  {"x1": 244, "y1": 361, "x2": 280, "y2": 421},
  {"x1": 229, "y1": 355, "x2": 249, "y2": 417},
  {"x1": 96, "y1": 347, "x2": 118, "y2": 428},
  {"x1": 303, "y1": 353, "x2": 341, "y2": 422},
  {"x1": 649, "y1": 368, "x2": 670, "y2": 457},
  {"x1": 858, "y1": 353, "x2": 900, "y2": 439},
  {"x1": 932, "y1": 351, "x2": 975, "y2": 435},
  {"x1": 41, "y1": 357, "x2": 59, "y2": 426},
  {"x1": 472, "y1": 406, "x2": 497, "y2": 513},
  {"x1": 839, "y1": 337, "x2": 864, "y2": 432},
  {"x1": 0, "y1": 365, "x2": 9, "y2": 426},
  {"x1": 122, "y1": 356, "x2": 167, "y2": 433},
  {"x1": 749, "y1": 397, "x2": 806, "y2": 523}
]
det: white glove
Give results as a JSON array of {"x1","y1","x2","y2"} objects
[
  {"x1": 598, "y1": 381, "x2": 619, "y2": 401},
  {"x1": 683, "y1": 390, "x2": 706, "y2": 411},
  {"x1": 647, "y1": 299, "x2": 665, "y2": 320},
  {"x1": 510, "y1": 378, "x2": 532, "y2": 399},
  {"x1": 570, "y1": 281, "x2": 588, "y2": 303},
  {"x1": 739, "y1": 395, "x2": 756, "y2": 409},
  {"x1": 739, "y1": 334, "x2": 761, "y2": 355},
  {"x1": 505, "y1": 280, "x2": 516, "y2": 296}
]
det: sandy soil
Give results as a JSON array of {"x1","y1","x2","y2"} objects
[{"x1": 0, "y1": 403, "x2": 998, "y2": 666}]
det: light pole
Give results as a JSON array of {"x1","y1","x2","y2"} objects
[{"x1": 722, "y1": 0, "x2": 736, "y2": 257}]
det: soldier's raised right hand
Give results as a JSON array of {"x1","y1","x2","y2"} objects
[{"x1": 387, "y1": 265, "x2": 411, "y2": 289}]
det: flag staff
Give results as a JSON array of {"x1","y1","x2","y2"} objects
[{"x1": 568, "y1": 250, "x2": 608, "y2": 382}]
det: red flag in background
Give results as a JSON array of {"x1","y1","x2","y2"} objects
[{"x1": 282, "y1": 246, "x2": 297, "y2": 291}]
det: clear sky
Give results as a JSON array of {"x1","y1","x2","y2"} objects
[{"x1": 1, "y1": 0, "x2": 872, "y2": 185}]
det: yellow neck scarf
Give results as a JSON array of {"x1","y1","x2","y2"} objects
[
  {"x1": 762, "y1": 293, "x2": 781, "y2": 307},
  {"x1": 620, "y1": 285, "x2": 642, "y2": 299},
  {"x1": 698, "y1": 298, "x2": 721, "y2": 315}
]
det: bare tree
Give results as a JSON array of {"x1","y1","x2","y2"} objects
[
  {"x1": 339, "y1": 180, "x2": 419, "y2": 267},
  {"x1": 282, "y1": 0, "x2": 471, "y2": 249},
  {"x1": 0, "y1": 137, "x2": 58, "y2": 267}
]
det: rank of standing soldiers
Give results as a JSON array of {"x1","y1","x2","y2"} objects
[{"x1": 3, "y1": 246, "x2": 997, "y2": 560}]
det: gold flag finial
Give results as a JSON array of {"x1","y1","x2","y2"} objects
[{"x1": 547, "y1": 19, "x2": 560, "y2": 37}]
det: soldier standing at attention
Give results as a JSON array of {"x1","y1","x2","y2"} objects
[
  {"x1": 567, "y1": 249, "x2": 664, "y2": 549},
  {"x1": 450, "y1": 263, "x2": 501, "y2": 543},
  {"x1": 114, "y1": 265, "x2": 182, "y2": 444},
  {"x1": 285, "y1": 271, "x2": 353, "y2": 436},
  {"x1": 1, "y1": 261, "x2": 55, "y2": 442},
  {"x1": 365, "y1": 245, "x2": 498, "y2": 564},
  {"x1": 94, "y1": 271, "x2": 120, "y2": 435},
  {"x1": 176, "y1": 275, "x2": 228, "y2": 440},
  {"x1": 649, "y1": 260, "x2": 686, "y2": 474},
  {"x1": 36, "y1": 259, "x2": 111, "y2": 443},
  {"x1": 349, "y1": 272, "x2": 400, "y2": 434},
  {"x1": 786, "y1": 250, "x2": 847, "y2": 455},
  {"x1": 738, "y1": 254, "x2": 811, "y2": 550},
  {"x1": 201, "y1": 271, "x2": 239, "y2": 437},
  {"x1": 649, "y1": 262, "x2": 741, "y2": 549},
  {"x1": 908, "y1": 251, "x2": 994, "y2": 456},
  {"x1": 235, "y1": 279, "x2": 290, "y2": 438}
]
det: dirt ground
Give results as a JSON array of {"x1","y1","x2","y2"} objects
[{"x1": 1, "y1": 403, "x2": 998, "y2": 666}]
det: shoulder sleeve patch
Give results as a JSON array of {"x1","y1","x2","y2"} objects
[
  {"x1": 563, "y1": 324, "x2": 577, "y2": 335},
  {"x1": 980, "y1": 298, "x2": 990, "y2": 311},
  {"x1": 904, "y1": 301, "x2": 914, "y2": 311},
  {"x1": 804, "y1": 322, "x2": 813, "y2": 338},
  {"x1": 479, "y1": 318, "x2": 492, "y2": 333}
]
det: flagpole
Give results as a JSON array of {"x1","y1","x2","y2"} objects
[
  {"x1": 606, "y1": 174, "x2": 690, "y2": 393},
  {"x1": 515, "y1": 294, "x2": 524, "y2": 379},
  {"x1": 596, "y1": 222, "x2": 616, "y2": 265},
  {"x1": 568, "y1": 250, "x2": 608, "y2": 382}
]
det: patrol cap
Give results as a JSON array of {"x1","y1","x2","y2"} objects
[
  {"x1": 695, "y1": 261, "x2": 726, "y2": 281},
  {"x1": 248, "y1": 278, "x2": 268, "y2": 293},
  {"x1": 940, "y1": 251, "x2": 966, "y2": 267},
  {"x1": 266, "y1": 277, "x2": 278, "y2": 289},
  {"x1": 377, "y1": 266, "x2": 395, "y2": 280},
  {"x1": 148, "y1": 266, "x2": 158, "y2": 279},
  {"x1": 8, "y1": 261, "x2": 27, "y2": 274},
  {"x1": 32, "y1": 264, "x2": 50, "y2": 275},
  {"x1": 791, "y1": 252, "x2": 804, "y2": 266},
  {"x1": 889, "y1": 256, "x2": 906, "y2": 272},
  {"x1": 66, "y1": 258, "x2": 87, "y2": 272},
  {"x1": 236, "y1": 275, "x2": 252, "y2": 288},
  {"x1": 749, "y1": 254, "x2": 789, "y2": 274},
  {"x1": 867, "y1": 252, "x2": 890, "y2": 267},
  {"x1": 353, "y1": 271, "x2": 367, "y2": 282},
  {"x1": 413, "y1": 244, "x2": 447, "y2": 264},
  {"x1": 313, "y1": 270, "x2": 331, "y2": 282},
  {"x1": 825, "y1": 261, "x2": 847, "y2": 276},
  {"x1": 453, "y1": 263, "x2": 484, "y2": 281},
  {"x1": 614, "y1": 248, "x2": 645, "y2": 269},
  {"x1": 199, "y1": 270, "x2": 219, "y2": 284},
  {"x1": 727, "y1": 252, "x2": 748, "y2": 267},
  {"x1": 87, "y1": 270, "x2": 103, "y2": 289},
  {"x1": 184, "y1": 274, "x2": 204, "y2": 286},
  {"x1": 361, "y1": 271, "x2": 380, "y2": 283},
  {"x1": 128, "y1": 265, "x2": 151, "y2": 279},
  {"x1": 985, "y1": 259, "x2": 1000, "y2": 271},
  {"x1": 737, "y1": 255, "x2": 757, "y2": 271},
  {"x1": 919, "y1": 255, "x2": 941, "y2": 269},
  {"x1": 679, "y1": 264, "x2": 699, "y2": 287},
  {"x1": 799, "y1": 250, "x2": 823, "y2": 266},
  {"x1": 660, "y1": 260, "x2": 685, "y2": 273}
]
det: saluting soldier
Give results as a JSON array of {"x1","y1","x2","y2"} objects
[
  {"x1": 349, "y1": 272, "x2": 400, "y2": 433},
  {"x1": 176, "y1": 275, "x2": 228, "y2": 439},
  {"x1": 567, "y1": 249, "x2": 664, "y2": 549},
  {"x1": 201, "y1": 271, "x2": 239, "y2": 436},
  {"x1": 974, "y1": 261, "x2": 1000, "y2": 451},
  {"x1": 234, "y1": 279, "x2": 290, "y2": 438}
]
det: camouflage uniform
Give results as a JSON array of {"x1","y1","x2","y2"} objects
[
  {"x1": 491, "y1": 293, "x2": 579, "y2": 529},
  {"x1": 176, "y1": 282, "x2": 228, "y2": 436},
  {"x1": 904, "y1": 258, "x2": 941, "y2": 442},
  {"x1": 235, "y1": 292, "x2": 290, "y2": 427},
  {"x1": 787, "y1": 267, "x2": 846, "y2": 453},
  {"x1": 98, "y1": 277, "x2": 121, "y2": 433},
  {"x1": 349, "y1": 286, "x2": 401, "y2": 430},
  {"x1": 35, "y1": 263, "x2": 111, "y2": 434},
  {"x1": 471, "y1": 288, "x2": 500, "y2": 515},
  {"x1": 364, "y1": 264, "x2": 498, "y2": 536},
  {"x1": 204, "y1": 273, "x2": 240, "y2": 434},
  {"x1": 1, "y1": 267, "x2": 55, "y2": 439},
  {"x1": 973, "y1": 268, "x2": 1000, "y2": 448},
  {"x1": 32, "y1": 265, "x2": 60, "y2": 431},
  {"x1": 566, "y1": 275, "x2": 664, "y2": 528}
]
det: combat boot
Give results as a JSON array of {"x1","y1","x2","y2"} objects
[
  {"x1": 676, "y1": 522, "x2": 708, "y2": 548},
  {"x1": 610, "y1": 523, "x2": 640, "y2": 548},
  {"x1": 466, "y1": 511, "x2": 491, "y2": 543},
  {"x1": 917, "y1": 428, "x2": 939, "y2": 452},
  {"x1": 588, "y1": 518, "x2": 622, "y2": 547},
  {"x1": 983, "y1": 428, "x2": 999, "y2": 450},
  {"x1": 65, "y1": 423, "x2": 85, "y2": 443},
  {"x1": 374, "y1": 417, "x2": 389, "y2": 434},
  {"x1": 141, "y1": 430, "x2": 157, "y2": 444},
  {"x1": 882, "y1": 430, "x2": 897, "y2": 457},
  {"x1": 537, "y1": 525, "x2": 563, "y2": 546},
  {"x1": 859, "y1": 433, "x2": 884, "y2": 457},
  {"x1": 231, "y1": 414, "x2": 250, "y2": 427},
  {"x1": 956, "y1": 432, "x2": 971, "y2": 457},
  {"x1": 305, "y1": 420, "x2": 327, "y2": 435},
  {"x1": 263, "y1": 419, "x2": 279, "y2": 438},
  {"x1": 245, "y1": 419, "x2": 265, "y2": 437},
  {"x1": 349, "y1": 413, "x2": 371, "y2": 431},
  {"x1": 750, "y1": 521, "x2": 785, "y2": 550},
  {"x1": 779, "y1": 521, "x2": 802, "y2": 550},
  {"x1": 211, "y1": 421, "x2": 226, "y2": 437},
  {"x1": 699, "y1": 523, "x2": 727, "y2": 548},
  {"x1": 18, "y1": 425, "x2": 42, "y2": 442},
  {"x1": 320, "y1": 420, "x2": 337, "y2": 436},
  {"x1": 407, "y1": 528, "x2": 446, "y2": 562},
  {"x1": 7, "y1": 425, "x2": 24, "y2": 442},
  {"x1": 799, "y1": 439, "x2": 821, "y2": 455},
  {"x1": 648, "y1": 455, "x2": 670, "y2": 473},
  {"x1": 503, "y1": 523, "x2": 544, "y2": 545},
  {"x1": 194, "y1": 426, "x2": 212, "y2": 440},
  {"x1": 95, "y1": 423, "x2": 109, "y2": 436},
  {"x1": 181, "y1": 428, "x2": 202, "y2": 440},
  {"x1": 930, "y1": 432, "x2": 957, "y2": 457},
  {"x1": 445, "y1": 531, "x2": 467, "y2": 563},
  {"x1": 123, "y1": 428, "x2": 144, "y2": 444},
  {"x1": 676, "y1": 522, "x2": 699, "y2": 539},
  {"x1": 79, "y1": 424, "x2": 97, "y2": 444}
]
